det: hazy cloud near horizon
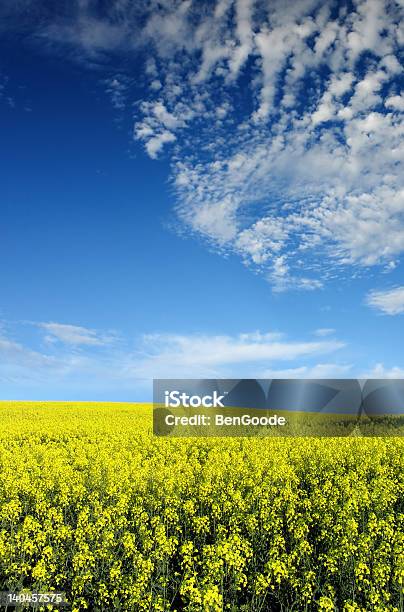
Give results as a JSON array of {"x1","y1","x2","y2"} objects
[
  {"x1": 2, "y1": 318, "x2": 403, "y2": 398},
  {"x1": 0, "y1": 319, "x2": 353, "y2": 394}
]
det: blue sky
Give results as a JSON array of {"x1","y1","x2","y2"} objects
[{"x1": 0, "y1": 0, "x2": 403, "y2": 400}]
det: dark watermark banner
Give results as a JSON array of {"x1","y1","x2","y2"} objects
[{"x1": 153, "y1": 379, "x2": 404, "y2": 437}]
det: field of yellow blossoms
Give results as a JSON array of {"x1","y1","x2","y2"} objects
[{"x1": 0, "y1": 402, "x2": 403, "y2": 611}]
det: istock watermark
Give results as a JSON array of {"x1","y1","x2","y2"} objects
[
  {"x1": 153, "y1": 378, "x2": 404, "y2": 438},
  {"x1": 164, "y1": 390, "x2": 225, "y2": 408}
]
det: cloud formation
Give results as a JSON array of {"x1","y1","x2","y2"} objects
[
  {"x1": 130, "y1": 331, "x2": 345, "y2": 378},
  {"x1": 4, "y1": 318, "x2": 404, "y2": 396},
  {"x1": 2, "y1": 0, "x2": 402, "y2": 293},
  {"x1": 36, "y1": 322, "x2": 118, "y2": 346},
  {"x1": 132, "y1": 0, "x2": 404, "y2": 290},
  {"x1": 0, "y1": 321, "x2": 346, "y2": 391},
  {"x1": 366, "y1": 286, "x2": 404, "y2": 315},
  {"x1": 0, "y1": 73, "x2": 15, "y2": 108},
  {"x1": 362, "y1": 363, "x2": 404, "y2": 378}
]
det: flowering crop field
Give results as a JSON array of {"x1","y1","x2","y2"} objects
[{"x1": 0, "y1": 402, "x2": 403, "y2": 611}]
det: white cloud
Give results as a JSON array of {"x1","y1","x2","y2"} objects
[
  {"x1": 259, "y1": 363, "x2": 352, "y2": 378},
  {"x1": 44, "y1": 17, "x2": 130, "y2": 57},
  {"x1": 145, "y1": 130, "x2": 176, "y2": 159},
  {"x1": 134, "y1": 99, "x2": 193, "y2": 157},
  {"x1": 130, "y1": 0, "x2": 404, "y2": 291},
  {"x1": 37, "y1": 322, "x2": 117, "y2": 346},
  {"x1": 5, "y1": 1, "x2": 403, "y2": 291},
  {"x1": 362, "y1": 363, "x2": 404, "y2": 378},
  {"x1": 104, "y1": 75, "x2": 129, "y2": 110},
  {"x1": 130, "y1": 331, "x2": 345, "y2": 378},
  {"x1": 365, "y1": 286, "x2": 404, "y2": 315},
  {"x1": 0, "y1": 336, "x2": 53, "y2": 368},
  {"x1": 385, "y1": 95, "x2": 404, "y2": 111},
  {"x1": 152, "y1": 101, "x2": 185, "y2": 130},
  {"x1": 0, "y1": 322, "x2": 346, "y2": 390},
  {"x1": 314, "y1": 328, "x2": 336, "y2": 337},
  {"x1": 0, "y1": 330, "x2": 58, "y2": 386}
]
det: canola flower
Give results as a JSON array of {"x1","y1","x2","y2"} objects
[{"x1": 0, "y1": 402, "x2": 403, "y2": 611}]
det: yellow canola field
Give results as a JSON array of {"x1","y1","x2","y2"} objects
[{"x1": 0, "y1": 402, "x2": 403, "y2": 611}]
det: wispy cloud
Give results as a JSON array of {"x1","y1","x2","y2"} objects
[
  {"x1": 104, "y1": 75, "x2": 130, "y2": 111},
  {"x1": 365, "y1": 286, "x2": 404, "y2": 315},
  {"x1": 0, "y1": 336, "x2": 53, "y2": 367},
  {"x1": 130, "y1": 331, "x2": 345, "y2": 378},
  {"x1": 362, "y1": 363, "x2": 404, "y2": 378},
  {"x1": 314, "y1": 328, "x2": 336, "y2": 337},
  {"x1": 8, "y1": 320, "x2": 404, "y2": 397},
  {"x1": 0, "y1": 321, "x2": 347, "y2": 394},
  {"x1": 35, "y1": 322, "x2": 119, "y2": 347},
  {"x1": 0, "y1": 73, "x2": 15, "y2": 108},
  {"x1": 259, "y1": 363, "x2": 353, "y2": 379}
]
